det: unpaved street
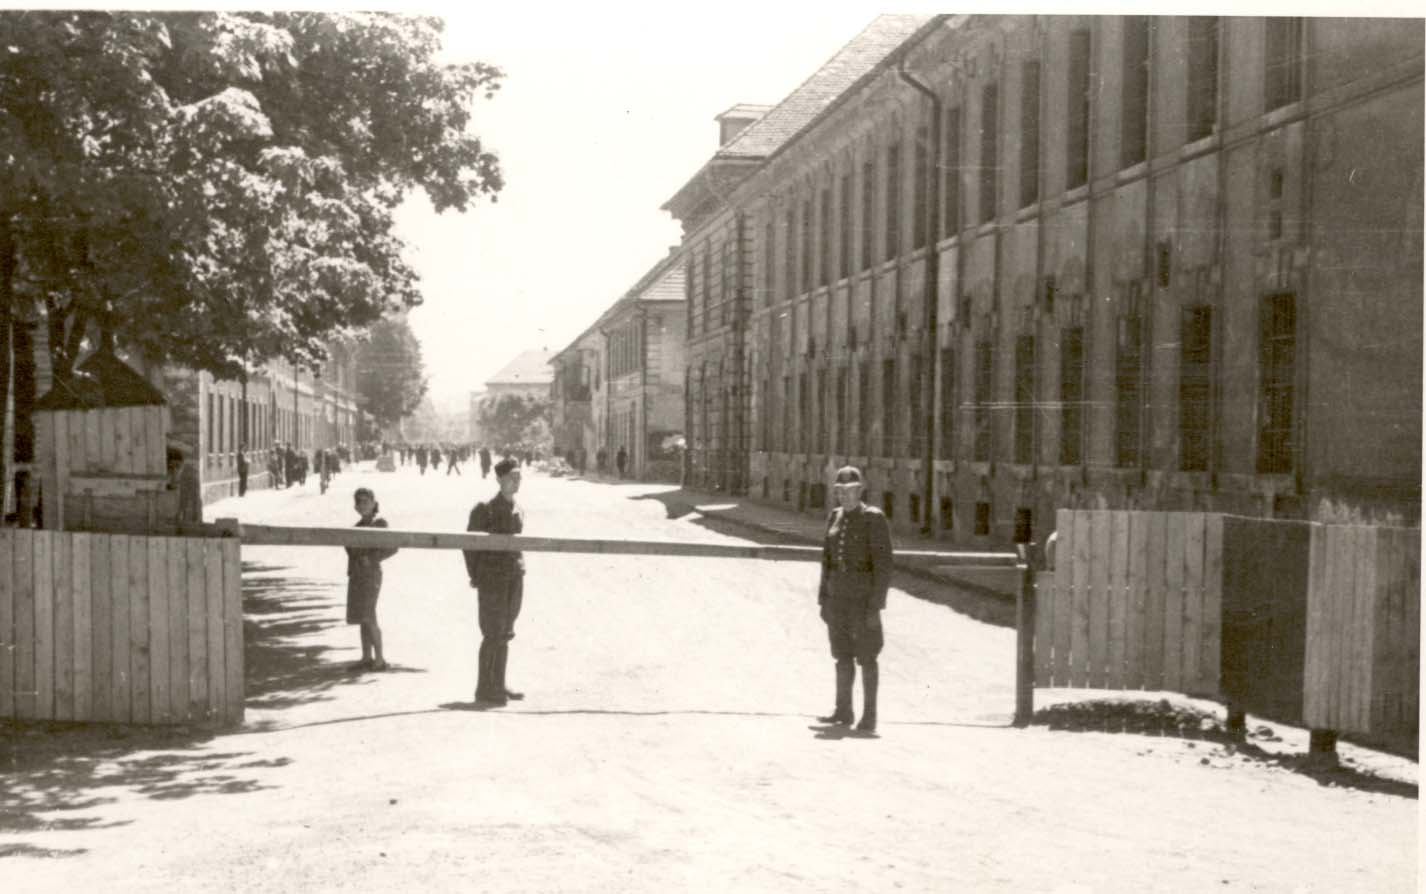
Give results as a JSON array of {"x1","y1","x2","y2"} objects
[{"x1": 4, "y1": 463, "x2": 1418, "y2": 892}]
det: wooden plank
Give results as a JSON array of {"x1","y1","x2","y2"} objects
[
  {"x1": 1180, "y1": 513, "x2": 1206, "y2": 695},
  {"x1": 100, "y1": 408, "x2": 118, "y2": 474},
  {"x1": 1370, "y1": 528, "x2": 1396, "y2": 733},
  {"x1": 1052, "y1": 508, "x2": 1074, "y2": 686},
  {"x1": 1200, "y1": 514, "x2": 1223, "y2": 698},
  {"x1": 222, "y1": 538, "x2": 244, "y2": 724},
  {"x1": 127, "y1": 407, "x2": 146, "y2": 477},
  {"x1": 53, "y1": 413, "x2": 69, "y2": 531},
  {"x1": 32, "y1": 530, "x2": 54, "y2": 719},
  {"x1": 0, "y1": 530, "x2": 14, "y2": 718},
  {"x1": 128, "y1": 535, "x2": 151, "y2": 724},
  {"x1": 84, "y1": 411, "x2": 101, "y2": 475},
  {"x1": 1124, "y1": 512, "x2": 1149, "y2": 690},
  {"x1": 90, "y1": 535, "x2": 113, "y2": 722},
  {"x1": 12, "y1": 531, "x2": 35, "y2": 718},
  {"x1": 146, "y1": 407, "x2": 165, "y2": 476},
  {"x1": 1106, "y1": 511, "x2": 1130, "y2": 689},
  {"x1": 112, "y1": 407, "x2": 131, "y2": 475},
  {"x1": 1142, "y1": 512, "x2": 1168, "y2": 691},
  {"x1": 186, "y1": 539, "x2": 208, "y2": 717},
  {"x1": 1326, "y1": 525, "x2": 1353, "y2": 731},
  {"x1": 205, "y1": 540, "x2": 226, "y2": 721},
  {"x1": 1161, "y1": 513, "x2": 1185, "y2": 693},
  {"x1": 71, "y1": 533, "x2": 92, "y2": 720},
  {"x1": 167, "y1": 537, "x2": 190, "y2": 723},
  {"x1": 109, "y1": 535, "x2": 132, "y2": 722},
  {"x1": 1402, "y1": 529, "x2": 1420, "y2": 732},
  {"x1": 1034, "y1": 569, "x2": 1055, "y2": 686},
  {"x1": 68, "y1": 410, "x2": 87, "y2": 479},
  {"x1": 1302, "y1": 523, "x2": 1327, "y2": 727},
  {"x1": 148, "y1": 537, "x2": 171, "y2": 723},
  {"x1": 52, "y1": 533, "x2": 73, "y2": 720},
  {"x1": 1070, "y1": 509, "x2": 1092, "y2": 687},
  {"x1": 1353, "y1": 527, "x2": 1377, "y2": 736},
  {"x1": 1087, "y1": 511, "x2": 1111, "y2": 688}
]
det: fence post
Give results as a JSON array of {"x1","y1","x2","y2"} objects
[{"x1": 1013, "y1": 542, "x2": 1037, "y2": 727}]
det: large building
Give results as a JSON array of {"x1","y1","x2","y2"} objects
[{"x1": 665, "y1": 15, "x2": 1422, "y2": 544}]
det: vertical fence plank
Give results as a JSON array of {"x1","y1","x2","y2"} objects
[
  {"x1": 1052, "y1": 509, "x2": 1074, "y2": 686},
  {"x1": 110, "y1": 535, "x2": 132, "y2": 722},
  {"x1": 1107, "y1": 511, "x2": 1130, "y2": 689},
  {"x1": 1180, "y1": 513, "x2": 1205, "y2": 696},
  {"x1": 1124, "y1": 512, "x2": 1149, "y2": 690},
  {"x1": 1087, "y1": 512, "x2": 1111, "y2": 688},
  {"x1": 1034, "y1": 569, "x2": 1055, "y2": 686},
  {"x1": 0, "y1": 530, "x2": 14, "y2": 718},
  {"x1": 52, "y1": 533, "x2": 73, "y2": 720},
  {"x1": 1402, "y1": 529, "x2": 1420, "y2": 733},
  {"x1": 52, "y1": 414, "x2": 68, "y2": 532},
  {"x1": 167, "y1": 537, "x2": 190, "y2": 722},
  {"x1": 147, "y1": 537, "x2": 171, "y2": 724},
  {"x1": 146, "y1": 408, "x2": 165, "y2": 476},
  {"x1": 128, "y1": 536, "x2": 151, "y2": 724},
  {"x1": 1302, "y1": 523, "x2": 1326, "y2": 727},
  {"x1": 1200, "y1": 514, "x2": 1223, "y2": 698},
  {"x1": 222, "y1": 538, "x2": 244, "y2": 724},
  {"x1": 1142, "y1": 512, "x2": 1167, "y2": 691},
  {"x1": 84, "y1": 410, "x2": 101, "y2": 475},
  {"x1": 90, "y1": 535, "x2": 113, "y2": 722},
  {"x1": 68, "y1": 409, "x2": 87, "y2": 478},
  {"x1": 1328, "y1": 526, "x2": 1353, "y2": 731},
  {"x1": 1070, "y1": 509, "x2": 1092, "y2": 687},
  {"x1": 13, "y1": 531, "x2": 35, "y2": 719},
  {"x1": 71, "y1": 533, "x2": 92, "y2": 720},
  {"x1": 100, "y1": 408, "x2": 118, "y2": 474},
  {"x1": 1354, "y1": 527, "x2": 1377, "y2": 736},
  {"x1": 33, "y1": 531, "x2": 54, "y2": 719},
  {"x1": 1161, "y1": 513, "x2": 1185, "y2": 693},
  {"x1": 128, "y1": 408, "x2": 147, "y2": 477},
  {"x1": 186, "y1": 539, "x2": 208, "y2": 717},
  {"x1": 113, "y1": 407, "x2": 132, "y2": 474},
  {"x1": 205, "y1": 541, "x2": 226, "y2": 720},
  {"x1": 1371, "y1": 528, "x2": 1396, "y2": 734}
]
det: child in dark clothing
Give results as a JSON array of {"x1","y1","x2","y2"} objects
[{"x1": 347, "y1": 487, "x2": 398, "y2": 670}]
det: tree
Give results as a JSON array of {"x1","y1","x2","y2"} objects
[
  {"x1": 477, "y1": 393, "x2": 552, "y2": 453},
  {"x1": 354, "y1": 316, "x2": 428, "y2": 430}
]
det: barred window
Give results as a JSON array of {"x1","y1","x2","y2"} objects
[
  {"x1": 1257, "y1": 293, "x2": 1296, "y2": 473},
  {"x1": 1060, "y1": 327, "x2": 1085, "y2": 465},
  {"x1": 1121, "y1": 16, "x2": 1152, "y2": 168},
  {"x1": 885, "y1": 141, "x2": 902, "y2": 262},
  {"x1": 979, "y1": 83, "x2": 999, "y2": 223},
  {"x1": 973, "y1": 340, "x2": 993, "y2": 462},
  {"x1": 1116, "y1": 315, "x2": 1145, "y2": 467},
  {"x1": 881, "y1": 358, "x2": 897, "y2": 457},
  {"x1": 1180, "y1": 305, "x2": 1214, "y2": 471},
  {"x1": 839, "y1": 172, "x2": 854, "y2": 279},
  {"x1": 1067, "y1": 29, "x2": 1092, "y2": 189},
  {"x1": 1014, "y1": 335, "x2": 1035, "y2": 464},
  {"x1": 861, "y1": 159, "x2": 876, "y2": 270},
  {"x1": 940, "y1": 348, "x2": 957, "y2": 459},
  {"x1": 1020, "y1": 61, "x2": 1041, "y2": 207},
  {"x1": 1265, "y1": 18, "x2": 1304, "y2": 111},
  {"x1": 1186, "y1": 17, "x2": 1219, "y2": 141},
  {"x1": 944, "y1": 106, "x2": 962, "y2": 234}
]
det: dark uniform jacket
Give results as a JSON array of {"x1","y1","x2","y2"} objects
[
  {"x1": 817, "y1": 503, "x2": 893, "y2": 611},
  {"x1": 464, "y1": 493, "x2": 524, "y2": 589}
]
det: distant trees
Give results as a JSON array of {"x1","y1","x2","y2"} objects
[
  {"x1": 354, "y1": 317, "x2": 429, "y2": 430},
  {"x1": 477, "y1": 394, "x2": 552, "y2": 453}
]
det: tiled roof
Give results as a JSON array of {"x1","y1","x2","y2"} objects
[
  {"x1": 486, "y1": 349, "x2": 555, "y2": 387},
  {"x1": 715, "y1": 14, "x2": 935, "y2": 160}
]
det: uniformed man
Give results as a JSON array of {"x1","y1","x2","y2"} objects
[
  {"x1": 463, "y1": 458, "x2": 526, "y2": 706},
  {"x1": 816, "y1": 465, "x2": 893, "y2": 733}
]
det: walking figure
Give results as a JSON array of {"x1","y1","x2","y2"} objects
[
  {"x1": 815, "y1": 466, "x2": 892, "y2": 733},
  {"x1": 347, "y1": 487, "x2": 398, "y2": 671},
  {"x1": 615, "y1": 445, "x2": 628, "y2": 478},
  {"x1": 479, "y1": 445, "x2": 492, "y2": 479},
  {"x1": 446, "y1": 448, "x2": 462, "y2": 476},
  {"x1": 464, "y1": 458, "x2": 526, "y2": 706}
]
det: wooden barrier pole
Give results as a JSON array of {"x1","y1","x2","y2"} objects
[
  {"x1": 216, "y1": 519, "x2": 1022, "y2": 567},
  {"x1": 1013, "y1": 542, "x2": 1037, "y2": 727}
]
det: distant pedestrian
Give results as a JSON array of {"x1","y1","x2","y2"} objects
[
  {"x1": 616, "y1": 445, "x2": 628, "y2": 478},
  {"x1": 479, "y1": 445, "x2": 492, "y2": 479},
  {"x1": 463, "y1": 458, "x2": 526, "y2": 706},
  {"x1": 237, "y1": 450, "x2": 249, "y2": 496},
  {"x1": 347, "y1": 487, "x2": 398, "y2": 671},
  {"x1": 596, "y1": 446, "x2": 607, "y2": 474},
  {"x1": 417, "y1": 446, "x2": 429, "y2": 475},
  {"x1": 446, "y1": 449, "x2": 462, "y2": 476},
  {"x1": 815, "y1": 465, "x2": 892, "y2": 733}
]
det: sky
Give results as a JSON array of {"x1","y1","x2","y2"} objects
[
  {"x1": 389, "y1": 1, "x2": 1413, "y2": 412},
  {"x1": 394, "y1": 4, "x2": 892, "y2": 410}
]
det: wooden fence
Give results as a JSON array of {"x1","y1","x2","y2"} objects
[
  {"x1": 1304, "y1": 524, "x2": 1419, "y2": 744},
  {"x1": 1033, "y1": 509, "x2": 1222, "y2": 697},
  {"x1": 0, "y1": 529, "x2": 243, "y2": 726}
]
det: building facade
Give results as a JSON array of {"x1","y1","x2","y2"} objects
[{"x1": 668, "y1": 15, "x2": 1423, "y2": 544}]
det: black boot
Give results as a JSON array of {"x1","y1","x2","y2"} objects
[
  {"x1": 855, "y1": 662, "x2": 878, "y2": 732},
  {"x1": 818, "y1": 660, "x2": 855, "y2": 725},
  {"x1": 475, "y1": 639, "x2": 505, "y2": 705},
  {"x1": 497, "y1": 642, "x2": 524, "y2": 701}
]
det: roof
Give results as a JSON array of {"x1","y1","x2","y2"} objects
[
  {"x1": 717, "y1": 103, "x2": 773, "y2": 120},
  {"x1": 485, "y1": 349, "x2": 555, "y2": 387},
  {"x1": 35, "y1": 347, "x2": 168, "y2": 411},
  {"x1": 551, "y1": 247, "x2": 688, "y2": 365},
  {"x1": 662, "y1": 14, "x2": 936, "y2": 219}
]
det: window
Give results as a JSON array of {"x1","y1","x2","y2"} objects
[
  {"x1": 944, "y1": 106, "x2": 962, "y2": 234},
  {"x1": 1180, "y1": 305, "x2": 1214, "y2": 471},
  {"x1": 1257, "y1": 293, "x2": 1296, "y2": 473},
  {"x1": 702, "y1": 242, "x2": 712, "y2": 333},
  {"x1": 940, "y1": 348, "x2": 956, "y2": 459},
  {"x1": 1121, "y1": 16, "x2": 1151, "y2": 168},
  {"x1": 881, "y1": 358, "x2": 896, "y2": 457},
  {"x1": 908, "y1": 352, "x2": 924, "y2": 457},
  {"x1": 1014, "y1": 335, "x2": 1035, "y2": 464},
  {"x1": 1186, "y1": 16, "x2": 1219, "y2": 141},
  {"x1": 1268, "y1": 167, "x2": 1285, "y2": 241},
  {"x1": 763, "y1": 219, "x2": 775, "y2": 308},
  {"x1": 885, "y1": 141, "x2": 902, "y2": 262},
  {"x1": 834, "y1": 367, "x2": 848, "y2": 455},
  {"x1": 1061, "y1": 326, "x2": 1085, "y2": 464},
  {"x1": 798, "y1": 372, "x2": 809, "y2": 453},
  {"x1": 1020, "y1": 61, "x2": 1041, "y2": 207},
  {"x1": 720, "y1": 241, "x2": 732, "y2": 326},
  {"x1": 759, "y1": 377, "x2": 771, "y2": 451},
  {"x1": 819, "y1": 186, "x2": 832, "y2": 287},
  {"x1": 979, "y1": 83, "x2": 999, "y2": 223},
  {"x1": 839, "y1": 173, "x2": 853, "y2": 279},
  {"x1": 685, "y1": 258, "x2": 695, "y2": 336},
  {"x1": 801, "y1": 198, "x2": 813, "y2": 293},
  {"x1": 858, "y1": 359, "x2": 871, "y2": 454},
  {"x1": 815, "y1": 368, "x2": 827, "y2": 453},
  {"x1": 861, "y1": 160, "x2": 876, "y2": 270},
  {"x1": 207, "y1": 392, "x2": 215, "y2": 455},
  {"x1": 1067, "y1": 29, "x2": 1092, "y2": 189},
  {"x1": 1115, "y1": 315, "x2": 1145, "y2": 467},
  {"x1": 781, "y1": 376, "x2": 792, "y2": 453},
  {"x1": 913, "y1": 126, "x2": 930, "y2": 248},
  {"x1": 974, "y1": 501, "x2": 992, "y2": 536},
  {"x1": 883, "y1": 491, "x2": 895, "y2": 520},
  {"x1": 784, "y1": 208, "x2": 797, "y2": 302},
  {"x1": 1014, "y1": 508, "x2": 1033, "y2": 544},
  {"x1": 1265, "y1": 17, "x2": 1304, "y2": 111},
  {"x1": 973, "y1": 340, "x2": 993, "y2": 461}
]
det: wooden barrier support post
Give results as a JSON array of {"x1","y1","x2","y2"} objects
[
  {"x1": 1013, "y1": 542, "x2": 1037, "y2": 727},
  {"x1": 1307, "y1": 729, "x2": 1339, "y2": 768}
]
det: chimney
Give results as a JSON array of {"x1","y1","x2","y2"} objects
[{"x1": 715, "y1": 103, "x2": 773, "y2": 147}]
